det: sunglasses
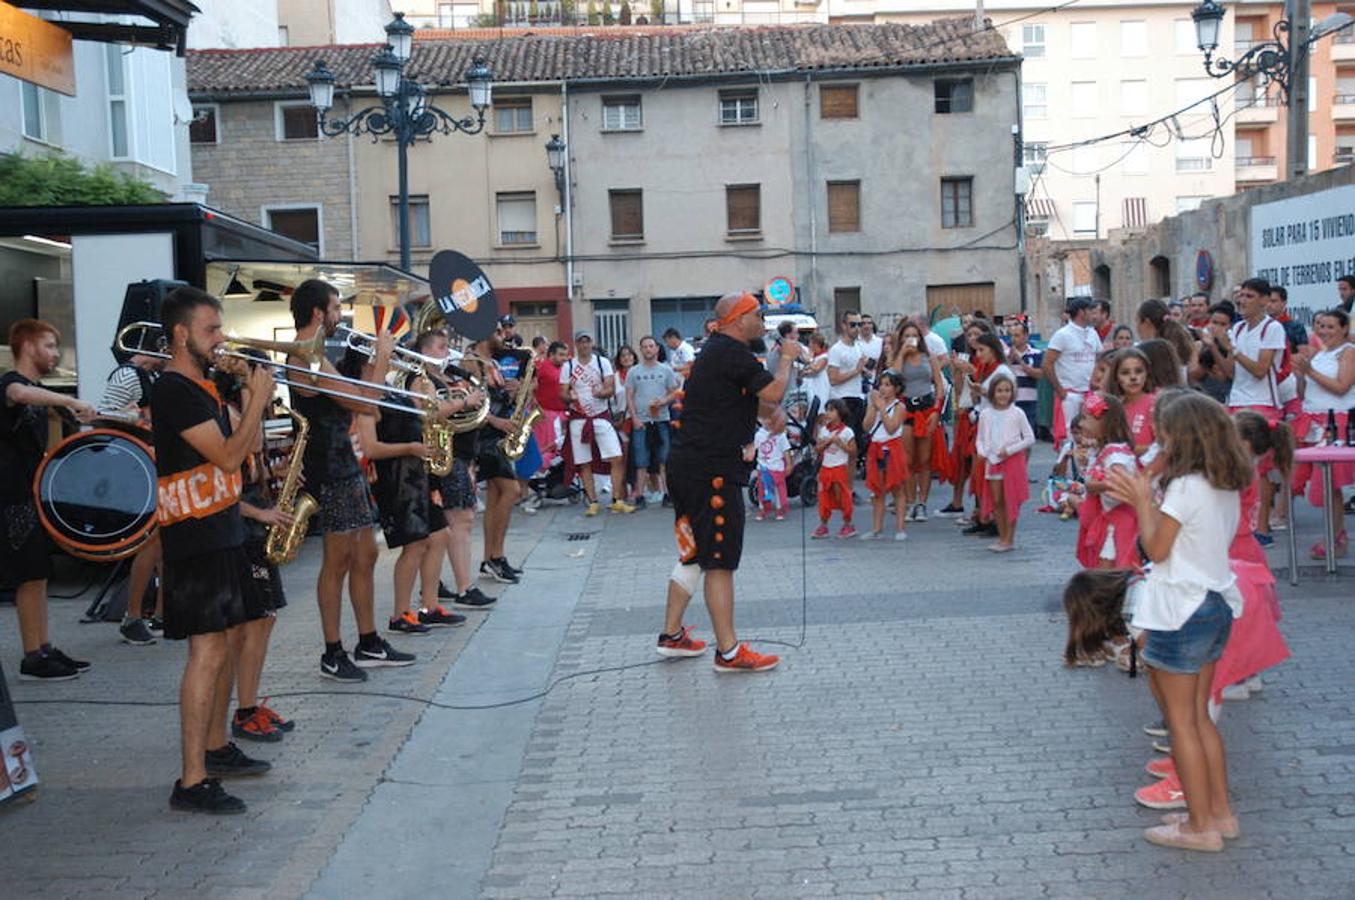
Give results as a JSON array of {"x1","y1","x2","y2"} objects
[{"x1": 846, "y1": 322, "x2": 862, "y2": 328}]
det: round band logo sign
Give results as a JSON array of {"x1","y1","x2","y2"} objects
[{"x1": 428, "y1": 249, "x2": 499, "y2": 341}]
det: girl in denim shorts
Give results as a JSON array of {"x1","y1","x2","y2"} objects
[{"x1": 1104, "y1": 389, "x2": 1254, "y2": 854}]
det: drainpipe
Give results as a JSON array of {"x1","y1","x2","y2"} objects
[
  {"x1": 1013, "y1": 67, "x2": 1027, "y2": 315},
  {"x1": 562, "y1": 80, "x2": 574, "y2": 313},
  {"x1": 803, "y1": 74, "x2": 818, "y2": 314},
  {"x1": 345, "y1": 97, "x2": 359, "y2": 259}
]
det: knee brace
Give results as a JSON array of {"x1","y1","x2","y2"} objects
[{"x1": 669, "y1": 561, "x2": 701, "y2": 596}]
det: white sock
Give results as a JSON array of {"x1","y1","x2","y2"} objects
[{"x1": 720, "y1": 645, "x2": 740, "y2": 661}]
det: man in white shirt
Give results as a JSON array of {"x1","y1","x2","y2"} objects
[
  {"x1": 562, "y1": 332, "x2": 636, "y2": 517},
  {"x1": 857, "y1": 315, "x2": 884, "y2": 393},
  {"x1": 1042, "y1": 297, "x2": 1102, "y2": 447},
  {"x1": 1220, "y1": 278, "x2": 1285, "y2": 415},
  {"x1": 917, "y1": 316, "x2": 950, "y2": 365},
  {"x1": 663, "y1": 328, "x2": 696, "y2": 378},
  {"x1": 827, "y1": 311, "x2": 867, "y2": 456}
]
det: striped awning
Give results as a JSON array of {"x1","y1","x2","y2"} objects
[
  {"x1": 1123, "y1": 197, "x2": 1149, "y2": 229},
  {"x1": 1025, "y1": 197, "x2": 1055, "y2": 219}
]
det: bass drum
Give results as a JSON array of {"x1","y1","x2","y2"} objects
[{"x1": 33, "y1": 428, "x2": 157, "y2": 562}]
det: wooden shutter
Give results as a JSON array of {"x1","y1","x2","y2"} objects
[
  {"x1": 281, "y1": 104, "x2": 317, "y2": 139},
  {"x1": 827, "y1": 181, "x2": 860, "y2": 233},
  {"x1": 820, "y1": 84, "x2": 858, "y2": 119},
  {"x1": 609, "y1": 190, "x2": 643, "y2": 239},
  {"x1": 726, "y1": 184, "x2": 761, "y2": 233}
]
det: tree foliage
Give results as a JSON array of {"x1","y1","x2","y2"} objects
[{"x1": 0, "y1": 152, "x2": 165, "y2": 206}]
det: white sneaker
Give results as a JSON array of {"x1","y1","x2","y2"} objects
[
  {"x1": 913, "y1": 504, "x2": 927, "y2": 522},
  {"x1": 859, "y1": 530, "x2": 882, "y2": 541},
  {"x1": 1220, "y1": 683, "x2": 1250, "y2": 702},
  {"x1": 1269, "y1": 518, "x2": 1288, "y2": 531},
  {"x1": 894, "y1": 531, "x2": 909, "y2": 542},
  {"x1": 1245, "y1": 675, "x2": 1263, "y2": 693}
]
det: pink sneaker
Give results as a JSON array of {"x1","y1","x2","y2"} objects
[
  {"x1": 1135, "y1": 771, "x2": 1186, "y2": 809},
  {"x1": 754, "y1": 510, "x2": 766, "y2": 522},
  {"x1": 1146, "y1": 756, "x2": 1176, "y2": 779},
  {"x1": 1143, "y1": 821, "x2": 1223, "y2": 852},
  {"x1": 775, "y1": 509, "x2": 787, "y2": 521},
  {"x1": 811, "y1": 525, "x2": 830, "y2": 539},
  {"x1": 837, "y1": 524, "x2": 858, "y2": 539}
]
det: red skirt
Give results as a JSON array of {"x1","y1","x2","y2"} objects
[
  {"x1": 980, "y1": 454, "x2": 1030, "y2": 523},
  {"x1": 949, "y1": 412, "x2": 976, "y2": 486},
  {"x1": 1210, "y1": 558, "x2": 1290, "y2": 704},
  {"x1": 866, "y1": 437, "x2": 908, "y2": 495},
  {"x1": 1076, "y1": 496, "x2": 1140, "y2": 569}
]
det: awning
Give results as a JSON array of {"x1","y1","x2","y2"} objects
[
  {"x1": 1122, "y1": 197, "x2": 1149, "y2": 230},
  {"x1": 1025, "y1": 198, "x2": 1055, "y2": 219},
  {"x1": 19, "y1": 1, "x2": 199, "y2": 55},
  {"x1": 205, "y1": 260, "x2": 430, "y2": 308}
]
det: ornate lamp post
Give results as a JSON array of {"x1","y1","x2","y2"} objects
[
  {"x1": 305, "y1": 12, "x2": 493, "y2": 270},
  {"x1": 545, "y1": 133, "x2": 566, "y2": 200}
]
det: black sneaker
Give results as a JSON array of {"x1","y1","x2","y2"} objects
[
  {"x1": 961, "y1": 521, "x2": 989, "y2": 536},
  {"x1": 451, "y1": 586, "x2": 497, "y2": 610},
  {"x1": 47, "y1": 647, "x2": 91, "y2": 671},
  {"x1": 661, "y1": 493, "x2": 672, "y2": 508},
  {"x1": 148, "y1": 616, "x2": 165, "y2": 634},
  {"x1": 387, "y1": 612, "x2": 432, "y2": 635},
  {"x1": 18, "y1": 653, "x2": 80, "y2": 682},
  {"x1": 437, "y1": 581, "x2": 456, "y2": 600},
  {"x1": 353, "y1": 638, "x2": 416, "y2": 668},
  {"x1": 205, "y1": 742, "x2": 272, "y2": 778},
  {"x1": 479, "y1": 558, "x2": 519, "y2": 584},
  {"x1": 418, "y1": 606, "x2": 467, "y2": 628},
  {"x1": 170, "y1": 778, "x2": 246, "y2": 815},
  {"x1": 320, "y1": 650, "x2": 367, "y2": 683},
  {"x1": 494, "y1": 556, "x2": 523, "y2": 577},
  {"x1": 120, "y1": 617, "x2": 157, "y2": 646},
  {"x1": 937, "y1": 504, "x2": 965, "y2": 518}
]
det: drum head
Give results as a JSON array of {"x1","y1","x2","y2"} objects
[{"x1": 35, "y1": 429, "x2": 157, "y2": 561}]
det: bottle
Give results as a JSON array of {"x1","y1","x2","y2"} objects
[
  {"x1": 1326, "y1": 409, "x2": 1339, "y2": 446},
  {"x1": 1346, "y1": 408, "x2": 1355, "y2": 447}
]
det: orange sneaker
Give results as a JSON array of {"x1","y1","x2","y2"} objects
[
  {"x1": 231, "y1": 707, "x2": 283, "y2": 743},
  {"x1": 713, "y1": 643, "x2": 780, "y2": 673},
  {"x1": 258, "y1": 699, "x2": 295, "y2": 732},
  {"x1": 1135, "y1": 771, "x2": 1186, "y2": 809},
  {"x1": 656, "y1": 625, "x2": 708, "y2": 658},
  {"x1": 1146, "y1": 756, "x2": 1176, "y2": 780}
]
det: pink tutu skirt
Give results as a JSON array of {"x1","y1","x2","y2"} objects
[
  {"x1": 1211, "y1": 557, "x2": 1289, "y2": 705},
  {"x1": 979, "y1": 453, "x2": 1029, "y2": 524}
]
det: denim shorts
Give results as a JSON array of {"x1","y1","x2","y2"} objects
[
  {"x1": 1141, "y1": 591, "x2": 1233, "y2": 675},
  {"x1": 632, "y1": 421, "x2": 671, "y2": 470}
]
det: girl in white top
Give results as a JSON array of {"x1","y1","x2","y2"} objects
[
  {"x1": 861, "y1": 371, "x2": 909, "y2": 541},
  {"x1": 1106, "y1": 391, "x2": 1255, "y2": 854},
  {"x1": 975, "y1": 374, "x2": 1035, "y2": 552},
  {"x1": 1291, "y1": 308, "x2": 1355, "y2": 541}
]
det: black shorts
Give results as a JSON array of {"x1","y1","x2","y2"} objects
[
  {"x1": 437, "y1": 458, "x2": 477, "y2": 511},
  {"x1": 476, "y1": 441, "x2": 517, "y2": 483},
  {"x1": 162, "y1": 546, "x2": 271, "y2": 640},
  {"x1": 667, "y1": 463, "x2": 746, "y2": 571},
  {"x1": 374, "y1": 459, "x2": 441, "y2": 549},
  {"x1": 243, "y1": 538, "x2": 287, "y2": 613},
  {"x1": 1, "y1": 501, "x2": 53, "y2": 586},
  {"x1": 314, "y1": 472, "x2": 378, "y2": 535}
]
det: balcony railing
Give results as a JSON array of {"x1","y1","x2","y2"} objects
[
  {"x1": 1334, "y1": 29, "x2": 1355, "y2": 44},
  {"x1": 1236, "y1": 155, "x2": 1277, "y2": 166},
  {"x1": 1176, "y1": 157, "x2": 1213, "y2": 172},
  {"x1": 1336, "y1": 149, "x2": 1355, "y2": 165},
  {"x1": 1336, "y1": 94, "x2": 1355, "y2": 104},
  {"x1": 1236, "y1": 93, "x2": 1282, "y2": 108},
  {"x1": 1235, "y1": 39, "x2": 1259, "y2": 52}
]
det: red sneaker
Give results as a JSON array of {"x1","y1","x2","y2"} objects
[
  {"x1": 811, "y1": 525, "x2": 830, "y2": 539},
  {"x1": 258, "y1": 700, "x2": 295, "y2": 732},
  {"x1": 713, "y1": 643, "x2": 780, "y2": 674},
  {"x1": 837, "y1": 524, "x2": 858, "y2": 539},
  {"x1": 231, "y1": 707, "x2": 282, "y2": 743},
  {"x1": 656, "y1": 625, "x2": 708, "y2": 659},
  {"x1": 1135, "y1": 771, "x2": 1186, "y2": 809},
  {"x1": 1146, "y1": 756, "x2": 1176, "y2": 780}
]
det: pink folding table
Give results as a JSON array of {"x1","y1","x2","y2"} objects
[{"x1": 1286, "y1": 445, "x2": 1355, "y2": 584}]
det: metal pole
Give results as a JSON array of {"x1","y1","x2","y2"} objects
[
  {"x1": 396, "y1": 82, "x2": 412, "y2": 271},
  {"x1": 1286, "y1": 0, "x2": 1312, "y2": 180}
]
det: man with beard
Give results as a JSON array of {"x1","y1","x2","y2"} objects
[
  {"x1": 288, "y1": 279, "x2": 412, "y2": 681},
  {"x1": 1, "y1": 319, "x2": 96, "y2": 680},
  {"x1": 464, "y1": 322, "x2": 528, "y2": 584},
  {"x1": 152, "y1": 288, "x2": 275, "y2": 813}
]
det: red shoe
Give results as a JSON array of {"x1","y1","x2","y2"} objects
[
  {"x1": 231, "y1": 707, "x2": 282, "y2": 743},
  {"x1": 258, "y1": 699, "x2": 295, "y2": 732},
  {"x1": 656, "y1": 625, "x2": 708, "y2": 659},
  {"x1": 1146, "y1": 756, "x2": 1176, "y2": 779},
  {"x1": 837, "y1": 524, "x2": 858, "y2": 539},
  {"x1": 713, "y1": 643, "x2": 780, "y2": 673},
  {"x1": 1135, "y1": 771, "x2": 1186, "y2": 809},
  {"x1": 811, "y1": 525, "x2": 830, "y2": 539}
]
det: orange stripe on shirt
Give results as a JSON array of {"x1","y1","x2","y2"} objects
[{"x1": 157, "y1": 462, "x2": 242, "y2": 526}]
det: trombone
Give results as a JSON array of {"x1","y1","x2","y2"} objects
[
  {"x1": 334, "y1": 324, "x2": 425, "y2": 376},
  {"x1": 114, "y1": 321, "x2": 440, "y2": 419}
]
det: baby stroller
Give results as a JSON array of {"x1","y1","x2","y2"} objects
[{"x1": 748, "y1": 398, "x2": 820, "y2": 509}]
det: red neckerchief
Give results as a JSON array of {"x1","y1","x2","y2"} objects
[
  {"x1": 1274, "y1": 312, "x2": 1291, "y2": 324},
  {"x1": 974, "y1": 358, "x2": 998, "y2": 383},
  {"x1": 1096, "y1": 322, "x2": 1113, "y2": 340}
]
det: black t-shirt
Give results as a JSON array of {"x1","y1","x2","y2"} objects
[
  {"x1": 668, "y1": 332, "x2": 774, "y2": 478},
  {"x1": 151, "y1": 371, "x2": 245, "y2": 561},
  {"x1": 292, "y1": 387, "x2": 361, "y2": 486},
  {"x1": 0, "y1": 371, "x2": 49, "y2": 503}
]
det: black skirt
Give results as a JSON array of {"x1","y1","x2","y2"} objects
[{"x1": 162, "y1": 546, "x2": 271, "y2": 640}]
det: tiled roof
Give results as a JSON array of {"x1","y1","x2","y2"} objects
[{"x1": 187, "y1": 20, "x2": 1015, "y2": 96}]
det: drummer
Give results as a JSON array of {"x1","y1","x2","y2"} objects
[
  {"x1": 1, "y1": 319, "x2": 97, "y2": 681},
  {"x1": 99, "y1": 350, "x2": 166, "y2": 647}
]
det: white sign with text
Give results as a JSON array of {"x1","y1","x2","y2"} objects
[{"x1": 1251, "y1": 183, "x2": 1355, "y2": 318}]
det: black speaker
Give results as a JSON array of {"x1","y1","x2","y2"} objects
[{"x1": 114, "y1": 279, "x2": 187, "y2": 361}]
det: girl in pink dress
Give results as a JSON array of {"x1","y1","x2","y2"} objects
[
  {"x1": 1103, "y1": 347, "x2": 1158, "y2": 458},
  {"x1": 976, "y1": 374, "x2": 1035, "y2": 552},
  {"x1": 1076, "y1": 393, "x2": 1142, "y2": 569}
]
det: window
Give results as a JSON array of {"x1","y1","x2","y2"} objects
[
  {"x1": 389, "y1": 195, "x2": 432, "y2": 248},
  {"x1": 602, "y1": 95, "x2": 642, "y2": 131},
  {"x1": 1070, "y1": 22, "x2": 1096, "y2": 59},
  {"x1": 495, "y1": 192, "x2": 537, "y2": 245},
  {"x1": 609, "y1": 189, "x2": 644, "y2": 240},
  {"x1": 934, "y1": 78, "x2": 974, "y2": 114},
  {"x1": 1072, "y1": 202, "x2": 1097, "y2": 236},
  {"x1": 278, "y1": 25, "x2": 289, "y2": 45},
  {"x1": 1071, "y1": 82, "x2": 1097, "y2": 117},
  {"x1": 1120, "y1": 20, "x2": 1147, "y2": 56},
  {"x1": 494, "y1": 97, "x2": 533, "y2": 134},
  {"x1": 1175, "y1": 19, "x2": 1196, "y2": 53},
  {"x1": 107, "y1": 44, "x2": 129, "y2": 157},
  {"x1": 275, "y1": 101, "x2": 318, "y2": 140},
  {"x1": 438, "y1": 2, "x2": 453, "y2": 27},
  {"x1": 820, "y1": 84, "x2": 858, "y2": 119},
  {"x1": 190, "y1": 105, "x2": 218, "y2": 144},
  {"x1": 1023, "y1": 83, "x2": 1047, "y2": 119},
  {"x1": 1026, "y1": 219, "x2": 1050, "y2": 237},
  {"x1": 833, "y1": 287, "x2": 861, "y2": 323},
  {"x1": 1176, "y1": 196, "x2": 1207, "y2": 213},
  {"x1": 826, "y1": 180, "x2": 860, "y2": 233},
  {"x1": 21, "y1": 82, "x2": 45, "y2": 141},
  {"x1": 726, "y1": 184, "x2": 761, "y2": 235},
  {"x1": 718, "y1": 90, "x2": 759, "y2": 125},
  {"x1": 264, "y1": 206, "x2": 322, "y2": 252},
  {"x1": 1022, "y1": 24, "x2": 1046, "y2": 58},
  {"x1": 1120, "y1": 80, "x2": 1148, "y2": 116},
  {"x1": 940, "y1": 177, "x2": 974, "y2": 229},
  {"x1": 1175, "y1": 138, "x2": 1212, "y2": 171},
  {"x1": 1023, "y1": 142, "x2": 1047, "y2": 173}
]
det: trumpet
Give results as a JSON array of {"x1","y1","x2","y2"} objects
[
  {"x1": 114, "y1": 322, "x2": 439, "y2": 419},
  {"x1": 334, "y1": 324, "x2": 424, "y2": 375}
]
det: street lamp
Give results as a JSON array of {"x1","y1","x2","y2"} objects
[
  {"x1": 545, "y1": 133, "x2": 566, "y2": 199},
  {"x1": 1191, "y1": 0, "x2": 1292, "y2": 94},
  {"x1": 305, "y1": 15, "x2": 494, "y2": 271}
]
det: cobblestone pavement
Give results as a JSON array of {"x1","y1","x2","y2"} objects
[{"x1": 5, "y1": 446, "x2": 1355, "y2": 899}]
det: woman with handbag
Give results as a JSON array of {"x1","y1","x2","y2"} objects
[{"x1": 888, "y1": 320, "x2": 949, "y2": 522}]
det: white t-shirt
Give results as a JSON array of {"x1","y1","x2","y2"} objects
[
  {"x1": 858, "y1": 333, "x2": 884, "y2": 368},
  {"x1": 753, "y1": 426, "x2": 792, "y2": 471},
  {"x1": 803, "y1": 351, "x2": 830, "y2": 411},
  {"x1": 827, "y1": 339, "x2": 865, "y2": 400},
  {"x1": 1227, "y1": 316, "x2": 1286, "y2": 408},
  {"x1": 923, "y1": 330, "x2": 949, "y2": 360},
  {"x1": 817, "y1": 423, "x2": 853, "y2": 468},
  {"x1": 869, "y1": 400, "x2": 904, "y2": 442},
  {"x1": 1302, "y1": 344, "x2": 1353, "y2": 414},
  {"x1": 563, "y1": 355, "x2": 614, "y2": 417},
  {"x1": 1046, "y1": 322, "x2": 1101, "y2": 393},
  {"x1": 667, "y1": 340, "x2": 695, "y2": 371},
  {"x1": 1130, "y1": 473, "x2": 1242, "y2": 632}
]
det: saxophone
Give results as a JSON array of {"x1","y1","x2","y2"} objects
[
  {"x1": 498, "y1": 356, "x2": 542, "y2": 462},
  {"x1": 425, "y1": 417, "x2": 455, "y2": 477},
  {"x1": 264, "y1": 406, "x2": 319, "y2": 566}
]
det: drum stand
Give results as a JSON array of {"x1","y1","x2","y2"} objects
[{"x1": 81, "y1": 559, "x2": 130, "y2": 624}]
